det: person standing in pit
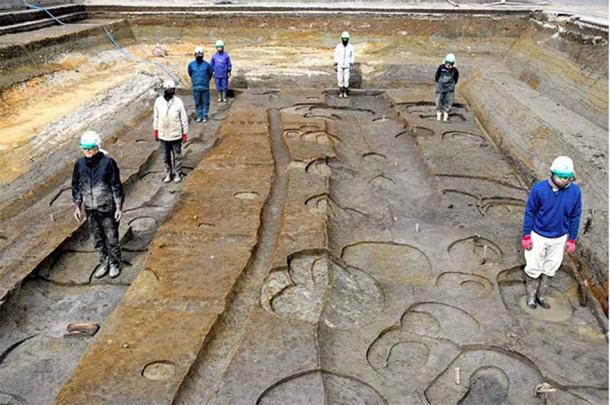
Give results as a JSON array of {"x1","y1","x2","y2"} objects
[
  {"x1": 211, "y1": 40, "x2": 232, "y2": 103},
  {"x1": 72, "y1": 131, "x2": 124, "y2": 279},
  {"x1": 153, "y1": 79, "x2": 189, "y2": 183},
  {"x1": 333, "y1": 31, "x2": 355, "y2": 98},
  {"x1": 188, "y1": 46, "x2": 213, "y2": 123},
  {"x1": 521, "y1": 156, "x2": 582, "y2": 310},
  {"x1": 434, "y1": 53, "x2": 459, "y2": 121}
]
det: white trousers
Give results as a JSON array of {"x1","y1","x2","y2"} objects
[
  {"x1": 337, "y1": 68, "x2": 350, "y2": 87},
  {"x1": 524, "y1": 231, "x2": 567, "y2": 278}
]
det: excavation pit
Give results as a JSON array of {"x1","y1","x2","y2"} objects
[{"x1": 0, "y1": 6, "x2": 607, "y2": 405}]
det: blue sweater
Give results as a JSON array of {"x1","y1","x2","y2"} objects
[{"x1": 522, "y1": 180, "x2": 582, "y2": 240}]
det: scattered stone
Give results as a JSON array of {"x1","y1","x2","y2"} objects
[
  {"x1": 142, "y1": 361, "x2": 176, "y2": 381},
  {"x1": 64, "y1": 323, "x2": 99, "y2": 338},
  {"x1": 535, "y1": 382, "x2": 556, "y2": 397},
  {"x1": 151, "y1": 43, "x2": 165, "y2": 57}
]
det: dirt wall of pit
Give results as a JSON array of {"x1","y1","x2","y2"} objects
[
  {"x1": 0, "y1": 1, "x2": 76, "y2": 10},
  {"x1": 111, "y1": 13, "x2": 529, "y2": 90},
  {"x1": 0, "y1": 19, "x2": 135, "y2": 88},
  {"x1": 461, "y1": 14, "x2": 608, "y2": 313}
]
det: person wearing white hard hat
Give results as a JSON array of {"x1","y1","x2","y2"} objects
[
  {"x1": 434, "y1": 53, "x2": 459, "y2": 121},
  {"x1": 188, "y1": 46, "x2": 213, "y2": 123},
  {"x1": 521, "y1": 156, "x2": 582, "y2": 310},
  {"x1": 333, "y1": 31, "x2": 355, "y2": 98},
  {"x1": 210, "y1": 39, "x2": 232, "y2": 103},
  {"x1": 71, "y1": 130, "x2": 124, "y2": 279},
  {"x1": 153, "y1": 79, "x2": 189, "y2": 183}
]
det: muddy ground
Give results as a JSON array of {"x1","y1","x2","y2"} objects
[{"x1": 0, "y1": 11, "x2": 607, "y2": 404}]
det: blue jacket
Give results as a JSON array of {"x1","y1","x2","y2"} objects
[
  {"x1": 522, "y1": 180, "x2": 582, "y2": 240},
  {"x1": 188, "y1": 59, "x2": 213, "y2": 91},
  {"x1": 210, "y1": 52, "x2": 232, "y2": 78}
]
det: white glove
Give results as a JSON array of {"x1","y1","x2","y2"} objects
[{"x1": 73, "y1": 205, "x2": 82, "y2": 222}]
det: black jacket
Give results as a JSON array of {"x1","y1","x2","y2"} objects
[
  {"x1": 435, "y1": 64, "x2": 459, "y2": 92},
  {"x1": 72, "y1": 152, "x2": 124, "y2": 212}
]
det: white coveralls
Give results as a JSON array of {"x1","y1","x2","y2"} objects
[
  {"x1": 334, "y1": 43, "x2": 355, "y2": 88},
  {"x1": 524, "y1": 231, "x2": 568, "y2": 279}
]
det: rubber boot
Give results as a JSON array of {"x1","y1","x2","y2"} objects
[
  {"x1": 443, "y1": 111, "x2": 449, "y2": 121},
  {"x1": 537, "y1": 274, "x2": 552, "y2": 309},
  {"x1": 339, "y1": 87, "x2": 344, "y2": 98},
  {"x1": 221, "y1": 91, "x2": 227, "y2": 103},
  {"x1": 525, "y1": 275, "x2": 538, "y2": 309},
  {"x1": 109, "y1": 263, "x2": 121, "y2": 279},
  {"x1": 436, "y1": 111, "x2": 442, "y2": 121},
  {"x1": 217, "y1": 92, "x2": 222, "y2": 102},
  {"x1": 344, "y1": 87, "x2": 349, "y2": 98},
  {"x1": 94, "y1": 256, "x2": 109, "y2": 278}
]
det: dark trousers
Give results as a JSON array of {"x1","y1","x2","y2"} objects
[
  {"x1": 87, "y1": 209, "x2": 120, "y2": 267},
  {"x1": 193, "y1": 89, "x2": 210, "y2": 119},
  {"x1": 435, "y1": 91, "x2": 454, "y2": 112},
  {"x1": 160, "y1": 139, "x2": 183, "y2": 176}
]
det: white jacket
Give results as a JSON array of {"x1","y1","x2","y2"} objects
[
  {"x1": 153, "y1": 96, "x2": 189, "y2": 141},
  {"x1": 334, "y1": 43, "x2": 355, "y2": 69}
]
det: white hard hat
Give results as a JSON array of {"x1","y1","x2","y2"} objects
[
  {"x1": 215, "y1": 40, "x2": 224, "y2": 48},
  {"x1": 163, "y1": 79, "x2": 176, "y2": 89},
  {"x1": 341, "y1": 31, "x2": 350, "y2": 39},
  {"x1": 80, "y1": 130, "x2": 101, "y2": 149},
  {"x1": 444, "y1": 53, "x2": 456, "y2": 64},
  {"x1": 550, "y1": 156, "x2": 575, "y2": 178},
  {"x1": 194, "y1": 46, "x2": 204, "y2": 55}
]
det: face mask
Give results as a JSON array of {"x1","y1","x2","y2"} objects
[
  {"x1": 82, "y1": 148, "x2": 97, "y2": 158},
  {"x1": 342, "y1": 39, "x2": 349, "y2": 46},
  {"x1": 551, "y1": 173, "x2": 572, "y2": 189},
  {"x1": 196, "y1": 55, "x2": 203, "y2": 62},
  {"x1": 164, "y1": 89, "x2": 175, "y2": 100}
]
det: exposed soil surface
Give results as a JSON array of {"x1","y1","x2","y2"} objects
[{"x1": 0, "y1": 12, "x2": 606, "y2": 404}]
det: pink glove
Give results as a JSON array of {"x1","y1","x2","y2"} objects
[
  {"x1": 153, "y1": 130, "x2": 159, "y2": 141},
  {"x1": 566, "y1": 239, "x2": 576, "y2": 254},
  {"x1": 521, "y1": 235, "x2": 533, "y2": 250},
  {"x1": 182, "y1": 133, "x2": 188, "y2": 143}
]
